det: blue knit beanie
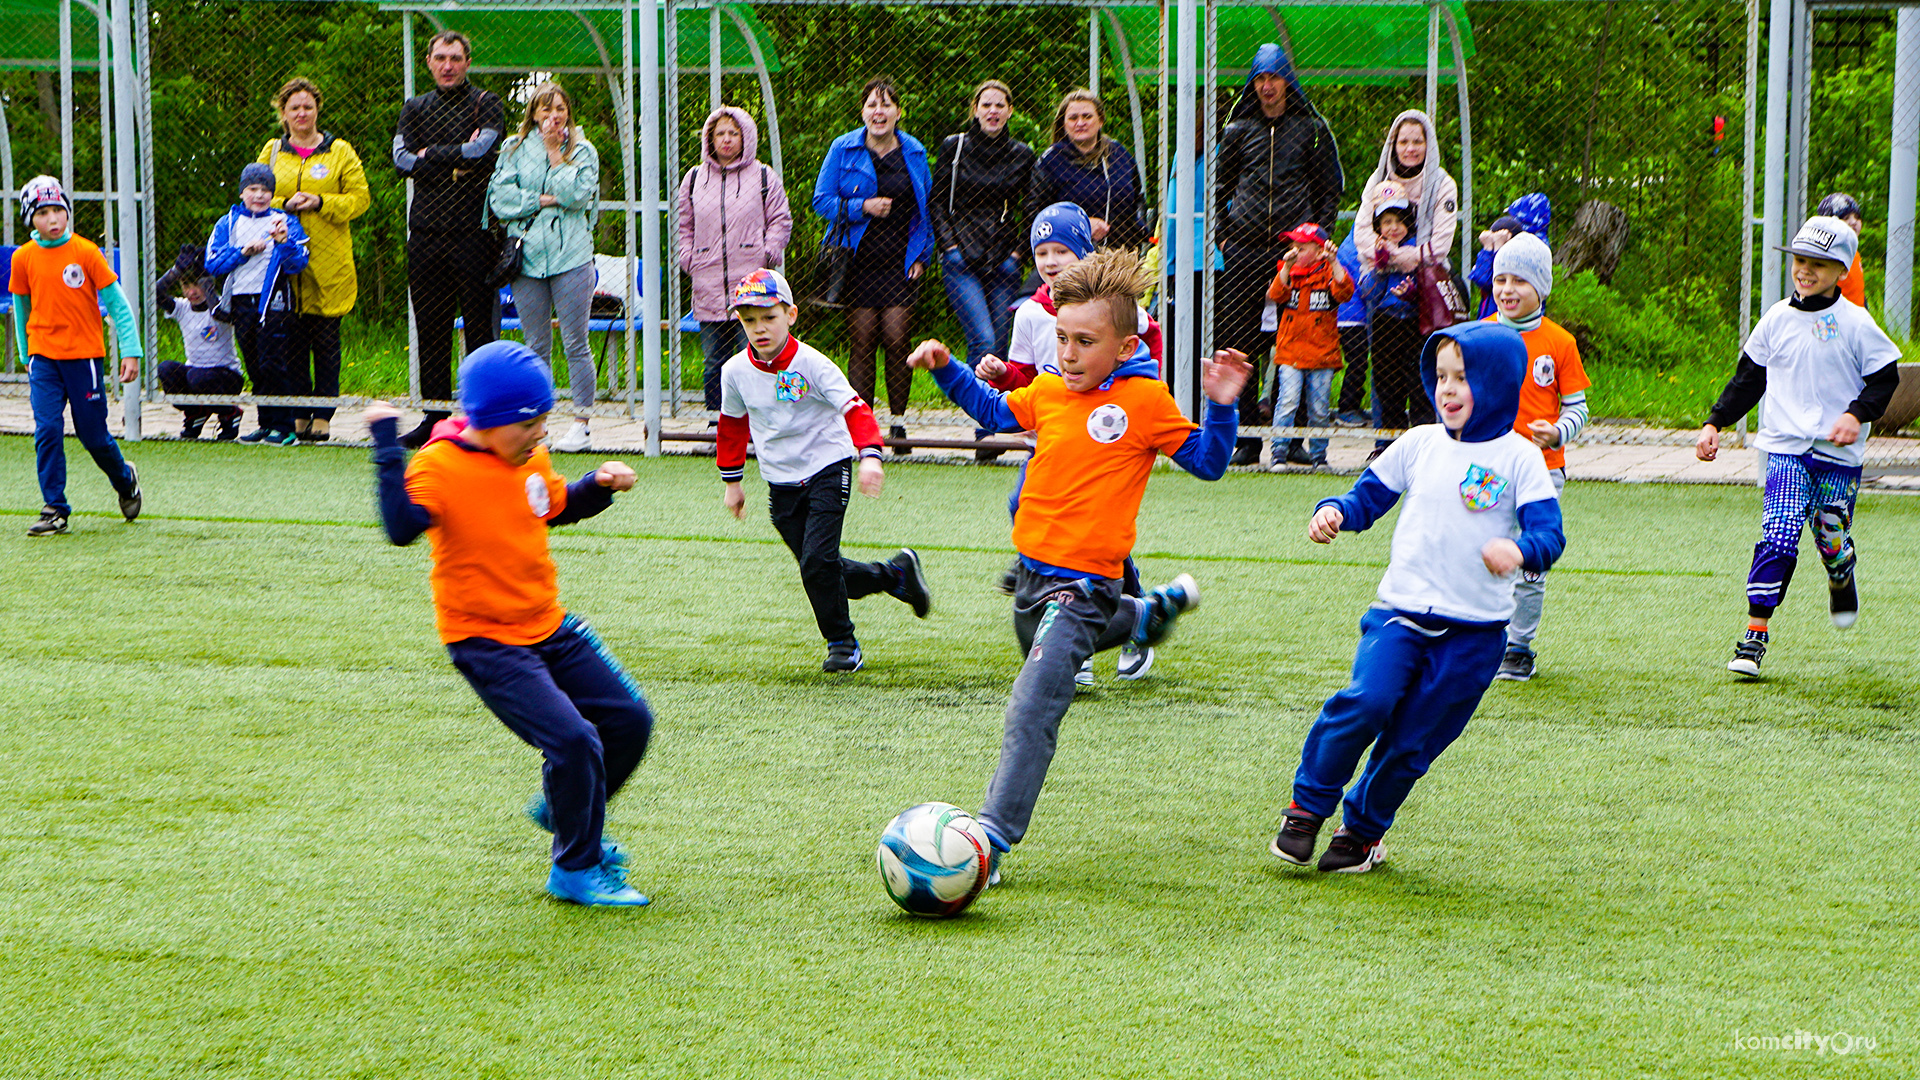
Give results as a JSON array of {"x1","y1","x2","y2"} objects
[
  {"x1": 1030, "y1": 201, "x2": 1095, "y2": 259},
  {"x1": 459, "y1": 341, "x2": 555, "y2": 429},
  {"x1": 238, "y1": 162, "x2": 277, "y2": 196},
  {"x1": 1492, "y1": 232, "x2": 1553, "y2": 299}
]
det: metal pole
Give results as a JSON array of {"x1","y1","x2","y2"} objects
[
  {"x1": 0, "y1": 103, "x2": 12, "y2": 246},
  {"x1": 60, "y1": 0, "x2": 72, "y2": 194},
  {"x1": 1738, "y1": 0, "x2": 1760, "y2": 447},
  {"x1": 1425, "y1": 1, "x2": 1439, "y2": 124},
  {"x1": 1173, "y1": 0, "x2": 1196, "y2": 416},
  {"x1": 639, "y1": 0, "x2": 665, "y2": 457},
  {"x1": 1760, "y1": 0, "x2": 1791, "y2": 311},
  {"x1": 137, "y1": 0, "x2": 156, "y2": 406},
  {"x1": 1444, "y1": 5, "x2": 1472, "y2": 264},
  {"x1": 97, "y1": 0, "x2": 111, "y2": 256},
  {"x1": 1885, "y1": 7, "x2": 1920, "y2": 340},
  {"x1": 404, "y1": 16, "x2": 420, "y2": 407},
  {"x1": 1156, "y1": 0, "x2": 1168, "y2": 355},
  {"x1": 1201, "y1": 0, "x2": 1215, "y2": 417},
  {"x1": 1785, "y1": 0, "x2": 1811, "y2": 249},
  {"x1": 709, "y1": 3, "x2": 722, "y2": 111},
  {"x1": 668, "y1": 0, "x2": 683, "y2": 416},
  {"x1": 1089, "y1": 9, "x2": 1100, "y2": 96},
  {"x1": 110, "y1": 0, "x2": 140, "y2": 440}
]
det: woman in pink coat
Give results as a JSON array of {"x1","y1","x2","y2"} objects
[{"x1": 678, "y1": 105, "x2": 793, "y2": 413}]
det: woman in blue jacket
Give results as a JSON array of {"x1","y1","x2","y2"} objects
[
  {"x1": 1024, "y1": 89, "x2": 1146, "y2": 251},
  {"x1": 812, "y1": 76, "x2": 932, "y2": 446}
]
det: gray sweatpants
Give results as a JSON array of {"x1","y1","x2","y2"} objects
[
  {"x1": 1507, "y1": 467, "x2": 1567, "y2": 649},
  {"x1": 512, "y1": 261, "x2": 598, "y2": 412},
  {"x1": 978, "y1": 565, "x2": 1140, "y2": 847}
]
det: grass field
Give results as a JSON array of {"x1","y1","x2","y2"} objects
[{"x1": 1, "y1": 437, "x2": 1914, "y2": 1078}]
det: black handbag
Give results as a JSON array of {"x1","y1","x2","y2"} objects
[
  {"x1": 487, "y1": 231, "x2": 523, "y2": 289},
  {"x1": 808, "y1": 200, "x2": 854, "y2": 309}
]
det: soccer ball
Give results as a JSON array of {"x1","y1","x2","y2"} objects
[{"x1": 875, "y1": 802, "x2": 991, "y2": 917}]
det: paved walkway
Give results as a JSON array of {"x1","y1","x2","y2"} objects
[{"x1": 4, "y1": 393, "x2": 1919, "y2": 489}]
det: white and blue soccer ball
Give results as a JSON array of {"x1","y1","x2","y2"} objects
[{"x1": 876, "y1": 802, "x2": 991, "y2": 917}]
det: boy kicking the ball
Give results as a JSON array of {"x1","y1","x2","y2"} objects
[
  {"x1": 366, "y1": 341, "x2": 655, "y2": 908},
  {"x1": 1272, "y1": 323, "x2": 1564, "y2": 873},
  {"x1": 908, "y1": 246, "x2": 1250, "y2": 883},
  {"x1": 717, "y1": 268, "x2": 932, "y2": 674}
]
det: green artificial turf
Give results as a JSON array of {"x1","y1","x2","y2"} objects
[{"x1": 0, "y1": 438, "x2": 1914, "y2": 1079}]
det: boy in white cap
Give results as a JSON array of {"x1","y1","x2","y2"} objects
[
  {"x1": 1482, "y1": 232, "x2": 1590, "y2": 681},
  {"x1": 1697, "y1": 216, "x2": 1902, "y2": 677},
  {"x1": 716, "y1": 268, "x2": 932, "y2": 674},
  {"x1": 364, "y1": 341, "x2": 655, "y2": 907},
  {"x1": 10, "y1": 175, "x2": 146, "y2": 536}
]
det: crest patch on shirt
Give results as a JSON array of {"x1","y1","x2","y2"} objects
[
  {"x1": 525, "y1": 473, "x2": 551, "y2": 517},
  {"x1": 1087, "y1": 402, "x2": 1129, "y2": 444},
  {"x1": 62, "y1": 263, "x2": 85, "y2": 289},
  {"x1": 1813, "y1": 313, "x2": 1841, "y2": 342},
  {"x1": 310, "y1": 164, "x2": 330, "y2": 179},
  {"x1": 1459, "y1": 463, "x2": 1508, "y2": 512},
  {"x1": 775, "y1": 369, "x2": 810, "y2": 402},
  {"x1": 1532, "y1": 353, "x2": 1556, "y2": 387}
]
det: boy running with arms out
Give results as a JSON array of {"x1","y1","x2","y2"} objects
[
  {"x1": 908, "y1": 247, "x2": 1251, "y2": 883},
  {"x1": 1273, "y1": 322, "x2": 1564, "y2": 873},
  {"x1": 717, "y1": 269, "x2": 932, "y2": 674},
  {"x1": 366, "y1": 341, "x2": 655, "y2": 908},
  {"x1": 1697, "y1": 216, "x2": 1900, "y2": 677}
]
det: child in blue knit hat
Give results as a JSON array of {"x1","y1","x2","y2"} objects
[
  {"x1": 205, "y1": 161, "x2": 309, "y2": 445},
  {"x1": 362, "y1": 341, "x2": 656, "y2": 908}
]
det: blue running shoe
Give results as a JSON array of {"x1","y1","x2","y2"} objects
[
  {"x1": 546, "y1": 863, "x2": 649, "y2": 907},
  {"x1": 524, "y1": 797, "x2": 629, "y2": 866},
  {"x1": 1133, "y1": 573, "x2": 1199, "y2": 646}
]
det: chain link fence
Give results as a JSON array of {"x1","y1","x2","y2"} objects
[{"x1": 1, "y1": 0, "x2": 1915, "y2": 459}]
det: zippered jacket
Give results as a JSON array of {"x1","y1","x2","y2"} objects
[
  {"x1": 488, "y1": 131, "x2": 601, "y2": 280},
  {"x1": 929, "y1": 120, "x2": 1035, "y2": 268},
  {"x1": 257, "y1": 133, "x2": 371, "y2": 317},
  {"x1": 676, "y1": 106, "x2": 792, "y2": 321},
  {"x1": 1214, "y1": 43, "x2": 1343, "y2": 247}
]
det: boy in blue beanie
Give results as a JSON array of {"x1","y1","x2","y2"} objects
[
  {"x1": 1271, "y1": 322, "x2": 1565, "y2": 872},
  {"x1": 206, "y1": 161, "x2": 309, "y2": 446},
  {"x1": 364, "y1": 341, "x2": 657, "y2": 908}
]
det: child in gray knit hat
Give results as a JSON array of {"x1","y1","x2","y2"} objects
[{"x1": 204, "y1": 161, "x2": 310, "y2": 444}]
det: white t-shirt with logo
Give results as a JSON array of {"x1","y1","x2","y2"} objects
[
  {"x1": 225, "y1": 212, "x2": 286, "y2": 297},
  {"x1": 1742, "y1": 296, "x2": 1900, "y2": 468},
  {"x1": 1007, "y1": 297, "x2": 1152, "y2": 377},
  {"x1": 1365, "y1": 424, "x2": 1559, "y2": 624},
  {"x1": 165, "y1": 298, "x2": 239, "y2": 371},
  {"x1": 720, "y1": 338, "x2": 864, "y2": 485}
]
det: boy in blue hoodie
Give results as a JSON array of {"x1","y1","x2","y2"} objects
[
  {"x1": 205, "y1": 162, "x2": 310, "y2": 446},
  {"x1": 1270, "y1": 322, "x2": 1564, "y2": 873}
]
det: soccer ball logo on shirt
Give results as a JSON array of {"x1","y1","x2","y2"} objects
[
  {"x1": 775, "y1": 369, "x2": 810, "y2": 402},
  {"x1": 61, "y1": 263, "x2": 85, "y2": 289},
  {"x1": 1532, "y1": 354, "x2": 1556, "y2": 387},
  {"x1": 1087, "y1": 403, "x2": 1129, "y2": 444},
  {"x1": 525, "y1": 473, "x2": 550, "y2": 517}
]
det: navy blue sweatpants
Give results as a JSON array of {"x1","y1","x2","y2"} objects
[
  {"x1": 29, "y1": 356, "x2": 134, "y2": 516},
  {"x1": 447, "y1": 615, "x2": 654, "y2": 871},
  {"x1": 1292, "y1": 606, "x2": 1507, "y2": 841}
]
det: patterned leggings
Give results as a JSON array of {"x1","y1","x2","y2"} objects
[{"x1": 1746, "y1": 451, "x2": 1861, "y2": 617}]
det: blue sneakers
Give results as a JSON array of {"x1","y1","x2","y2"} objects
[
  {"x1": 547, "y1": 863, "x2": 650, "y2": 907},
  {"x1": 523, "y1": 797, "x2": 628, "y2": 867},
  {"x1": 1133, "y1": 573, "x2": 1199, "y2": 646}
]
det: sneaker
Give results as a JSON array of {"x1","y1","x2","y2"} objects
[
  {"x1": 975, "y1": 446, "x2": 1005, "y2": 462},
  {"x1": 1285, "y1": 442, "x2": 1313, "y2": 467},
  {"x1": 1268, "y1": 803, "x2": 1325, "y2": 866},
  {"x1": 546, "y1": 862, "x2": 649, "y2": 907},
  {"x1": 552, "y1": 420, "x2": 591, "y2": 453},
  {"x1": 308, "y1": 418, "x2": 331, "y2": 442},
  {"x1": 890, "y1": 423, "x2": 911, "y2": 455},
  {"x1": 267, "y1": 429, "x2": 299, "y2": 447},
  {"x1": 237, "y1": 428, "x2": 275, "y2": 444},
  {"x1": 824, "y1": 640, "x2": 864, "y2": 673},
  {"x1": 1334, "y1": 411, "x2": 1369, "y2": 428},
  {"x1": 523, "y1": 797, "x2": 628, "y2": 866},
  {"x1": 180, "y1": 414, "x2": 208, "y2": 440},
  {"x1": 1317, "y1": 827, "x2": 1384, "y2": 873},
  {"x1": 216, "y1": 411, "x2": 241, "y2": 442},
  {"x1": 26, "y1": 506, "x2": 68, "y2": 538},
  {"x1": 1134, "y1": 573, "x2": 1199, "y2": 646},
  {"x1": 1830, "y1": 574, "x2": 1858, "y2": 630},
  {"x1": 995, "y1": 560, "x2": 1019, "y2": 596},
  {"x1": 889, "y1": 548, "x2": 932, "y2": 618},
  {"x1": 1075, "y1": 658, "x2": 1095, "y2": 691},
  {"x1": 399, "y1": 413, "x2": 448, "y2": 450},
  {"x1": 1229, "y1": 441, "x2": 1261, "y2": 467},
  {"x1": 118, "y1": 462, "x2": 141, "y2": 522},
  {"x1": 1364, "y1": 444, "x2": 1389, "y2": 466},
  {"x1": 1494, "y1": 648, "x2": 1535, "y2": 682},
  {"x1": 1116, "y1": 642, "x2": 1154, "y2": 680},
  {"x1": 986, "y1": 848, "x2": 1004, "y2": 888},
  {"x1": 1728, "y1": 634, "x2": 1767, "y2": 678}
]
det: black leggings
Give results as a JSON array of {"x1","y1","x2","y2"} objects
[
  {"x1": 848, "y1": 306, "x2": 914, "y2": 418},
  {"x1": 1370, "y1": 314, "x2": 1432, "y2": 433}
]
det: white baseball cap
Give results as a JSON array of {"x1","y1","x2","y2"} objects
[{"x1": 1775, "y1": 215, "x2": 1857, "y2": 269}]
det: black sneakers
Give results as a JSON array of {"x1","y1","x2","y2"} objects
[
  {"x1": 1830, "y1": 574, "x2": 1858, "y2": 630},
  {"x1": 180, "y1": 414, "x2": 208, "y2": 440},
  {"x1": 823, "y1": 640, "x2": 864, "y2": 673},
  {"x1": 26, "y1": 506, "x2": 68, "y2": 537},
  {"x1": 889, "y1": 424, "x2": 911, "y2": 455},
  {"x1": 399, "y1": 412, "x2": 449, "y2": 449},
  {"x1": 215, "y1": 410, "x2": 241, "y2": 441},
  {"x1": 1728, "y1": 633, "x2": 1767, "y2": 678},
  {"x1": 1317, "y1": 827, "x2": 1384, "y2": 873},
  {"x1": 1229, "y1": 440, "x2": 1261, "y2": 467},
  {"x1": 1494, "y1": 648, "x2": 1535, "y2": 682},
  {"x1": 1269, "y1": 804, "x2": 1325, "y2": 866},
  {"x1": 889, "y1": 549, "x2": 932, "y2": 618},
  {"x1": 119, "y1": 462, "x2": 141, "y2": 522}
]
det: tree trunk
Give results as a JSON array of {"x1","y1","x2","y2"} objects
[{"x1": 1556, "y1": 201, "x2": 1631, "y2": 285}]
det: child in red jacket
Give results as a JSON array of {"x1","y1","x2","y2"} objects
[{"x1": 1265, "y1": 222, "x2": 1353, "y2": 470}]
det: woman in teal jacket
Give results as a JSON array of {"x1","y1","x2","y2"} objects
[
  {"x1": 488, "y1": 82, "x2": 602, "y2": 452},
  {"x1": 811, "y1": 76, "x2": 932, "y2": 444}
]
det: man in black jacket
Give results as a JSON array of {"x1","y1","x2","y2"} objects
[
  {"x1": 1214, "y1": 43, "x2": 1343, "y2": 465},
  {"x1": 391, "y1": 30, "x2": 506, "y2": 447}
]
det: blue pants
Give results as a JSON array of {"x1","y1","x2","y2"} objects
[
  {"x1": 447, "y1": 615, "x2": 655, "y2": 871},
  {"x1": 29, "y1": 356, "x2": 134, "y2": 517},
  {"x1": 940, "y1": 251, "x2": 1021, "y2": 367},
  {"x1": 1271, "y1": 367, "x2": 1333, "y2": 460},
  {"x1": 1292, "y1": 607, "x2": 1507, "y2": 841},
  {"x1": 1746, "y1": 450, "x2": 1861, "y2": 617}
]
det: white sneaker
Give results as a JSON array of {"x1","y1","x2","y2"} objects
[
  {"x1": 1074, "y1": 659, "x2": 1095, "y2": 691},
  {"x1": 1116, "y1": 643, "x2": 1155, "y2": 680},
  {"x1": 552, "y1": 420, "x2": 591, "y2": 453}
]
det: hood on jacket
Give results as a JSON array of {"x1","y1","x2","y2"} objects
[
  {"x1": 1507, "y1": 192, "x2": 1551, "y2": 243},
  {"x1": 1369, "y1": 109, "x2": 1446, "y2": 245},
  {"x1": 1420, "y1": 320, "x2": 1526, "y2": 443},
  {"x1": 1231, "y1": 42, "x2": 1322, "y2": 122},
  {"x1": 272, "y1": 132, "x2": 339, "y2": 158},
  {"x1": 701, "y1": 105, "x2": 760, "y2": 172}
]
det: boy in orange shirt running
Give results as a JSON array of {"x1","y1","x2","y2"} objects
[
  {"x1": 365, "y1": 341, "x2": 655, "y2": 908},
  {"x1": 1483, "y1": 233, "x2": 1589, "y2": 682},
  {"x1": 907, "y1": 247, "x2": 1251, "y2": 884}
]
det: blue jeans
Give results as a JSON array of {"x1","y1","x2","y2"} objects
[
  {"x1": 30, "y1": 356, "x2": 134, "y2": 516},
  {"x1": 939, "y1": 250, "x2": 1021, "y2": 366},
  {"x1": 1271, "y1": 367, "x2": 1333, "y2": 460},
  {"x1": 700, "y1": 319, "x2": 746, "y2": 412}
]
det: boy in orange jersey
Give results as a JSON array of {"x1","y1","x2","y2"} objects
[
  {"x1": 907, "y1": 247, "x2": 1251, "y2": 884},
  {"x1": 365, "y1": 341, "x2": 654, "y2": 908},
  {"x1": 1265, "y1": 221, "x2": 1353, "y2": 470},
  {"x1": 1482, "y1": 233, "x2": 1589, "y2": 682}
]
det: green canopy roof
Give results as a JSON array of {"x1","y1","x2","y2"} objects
[
  {"x1": 0, "y1": 0, "x2": 104, "y2": 71},
  {"x1": 379, "y1": 2, "x2": 782, "y2": 74},
  {"x1": 1108, "y1": 1, "x2": 1473, "y2": 86}
]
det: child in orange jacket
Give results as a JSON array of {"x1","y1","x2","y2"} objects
[{"x1": 1265, "y1": 222, "x2": 1353, "y2": 469}]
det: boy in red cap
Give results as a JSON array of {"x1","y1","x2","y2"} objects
[{"x1": 1265, "y1": 221, "x2": 1353, "y2": 469}]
